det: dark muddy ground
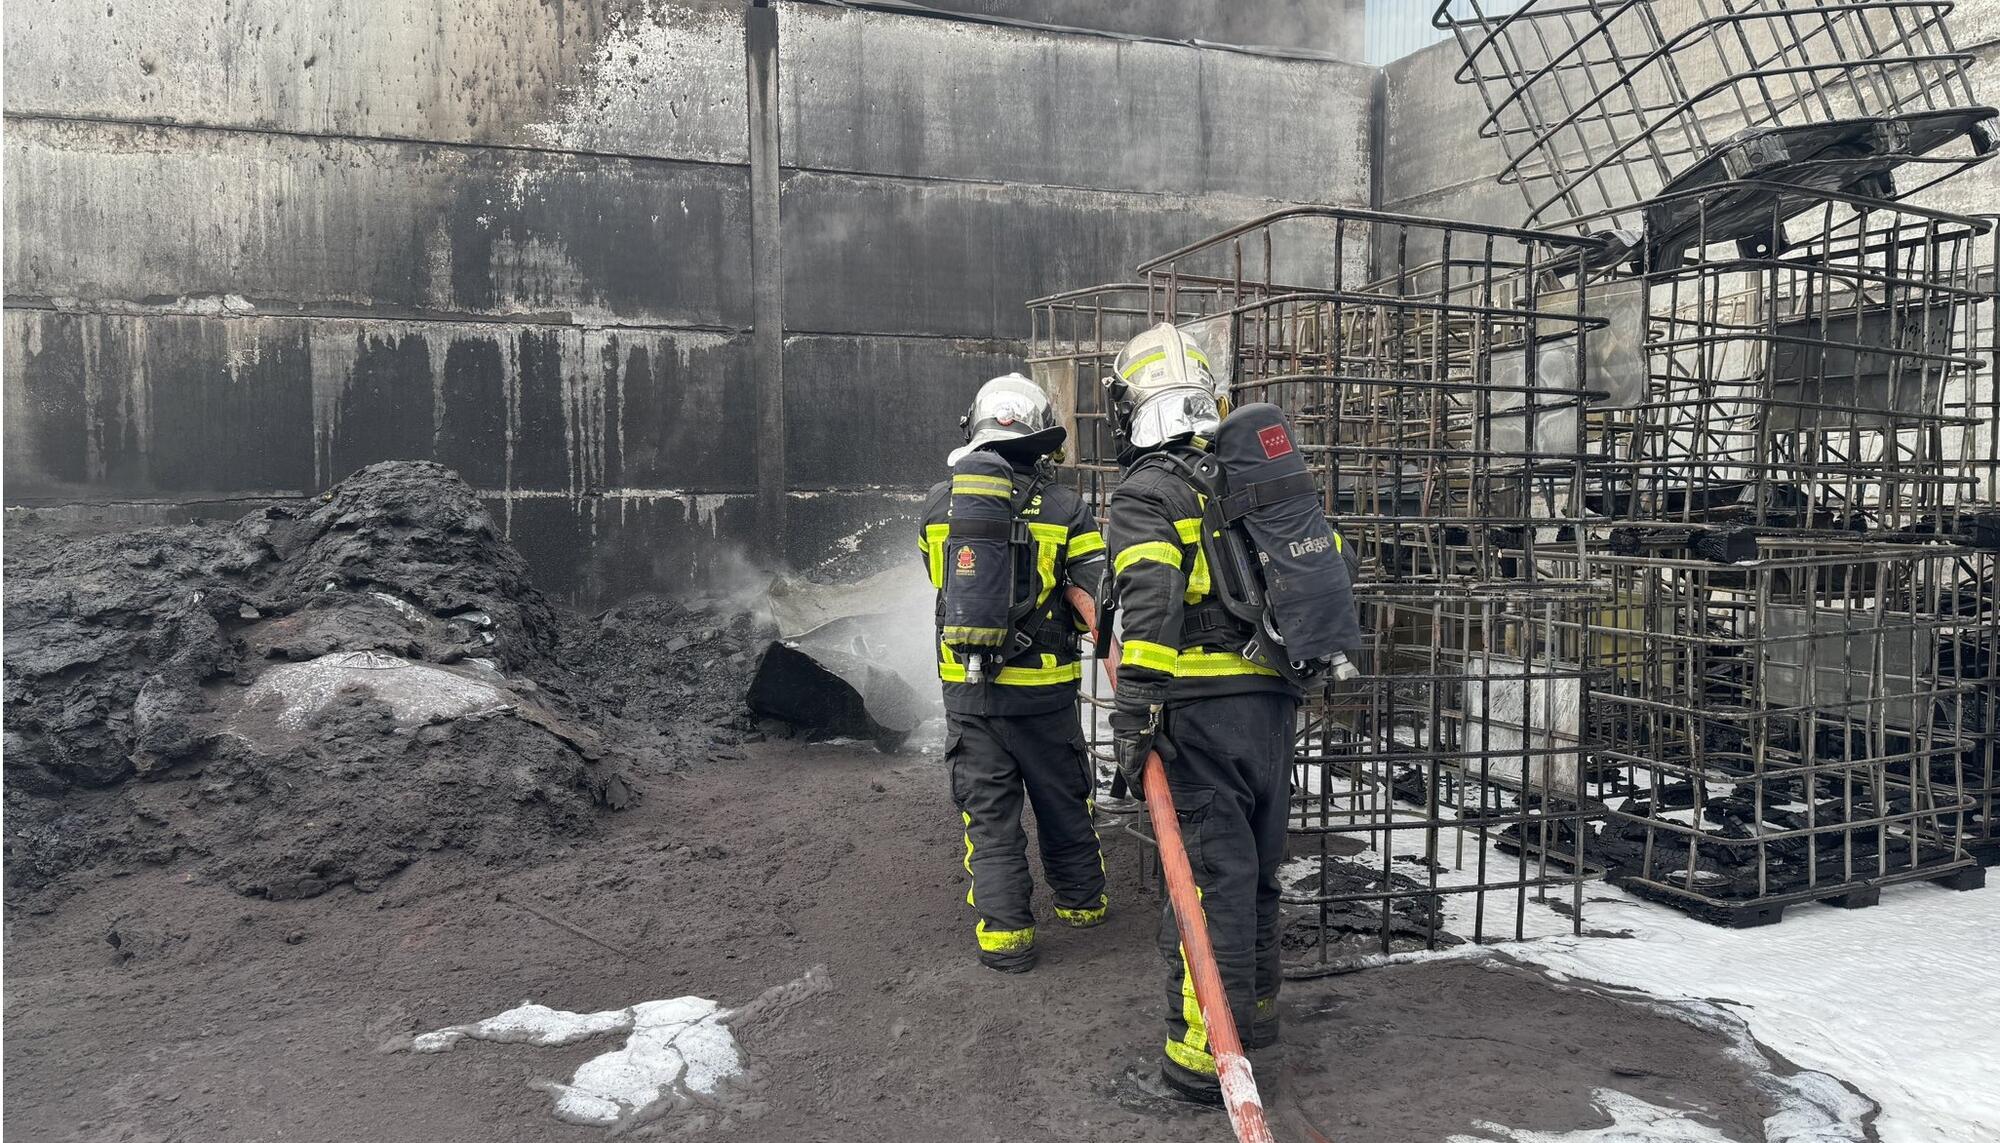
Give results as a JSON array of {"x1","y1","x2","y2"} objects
[{"x1": 4, "y1": 739, "x2": 1839, "y2": 1143}]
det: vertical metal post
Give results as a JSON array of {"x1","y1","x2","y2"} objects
[{"x1": 745, "y1": 0, "x2": 788, "y2": 565}]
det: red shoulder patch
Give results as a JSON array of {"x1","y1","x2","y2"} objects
[{"x1": 1257, "y1": 423, "x2": 1293, "y2": 460}]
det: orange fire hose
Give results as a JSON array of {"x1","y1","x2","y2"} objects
[{"x1": 1141, "y1": 747, "x2": 1275, "y2": 1143}]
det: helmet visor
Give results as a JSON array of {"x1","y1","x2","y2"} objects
[{"x1": 1126, "y1": 387, "x2": 1220, "y2": 450}]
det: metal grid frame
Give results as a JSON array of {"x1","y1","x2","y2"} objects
[
  {"x1": 1589, "y1": 538, "x2": 1983, "y2": 919},
  {"x1": 1590, "y1": 186, "x2": 1993, "y2": 537},
  {"x1": 1129, "y1": 207, "x2": 1613, "y2": 972},
  {"x1": 1435, "y1": 0, "x2": 1996, "y2": 248},
  {"x1": 1025, "y1": 283, "x2": 1229, "y2": 806}
]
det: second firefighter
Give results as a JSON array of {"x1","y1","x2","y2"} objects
[{"x1": 920, "y1": 373, "x2": 1110, "y2": 973}]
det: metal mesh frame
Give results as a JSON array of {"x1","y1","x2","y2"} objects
[
  {"x1": 1435, "y1": 0, "x2": 1995, "y2": 241},
  {"x1": 1025, "y1": 284, "x2": 1230, "y2": 800},
  {"x1": 1590, "y1": 539, "x2": 1981, "y2": 912},
  {"x1": 1133, "y1": 208, "x2": 1612, "y2": 971},
  {"x1": 1944, "y1": 221, "x2": 1999, "y2": 861},
  {"x1": 1943, "y1": 549, "x2": 1998, "y2": 862},
  {"x1": 1590, "y1": 188, "x2": 1992, "y2": 535}
]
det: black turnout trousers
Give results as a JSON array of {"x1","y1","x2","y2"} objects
[
  {"x1": 947, "y1": 707, "x2": 1108, "y2": 957},
  {"x1": 1155, "y1": 691, "x2": 1297, "y2": 1079}
]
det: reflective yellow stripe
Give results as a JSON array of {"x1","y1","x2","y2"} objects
[
  {"x1": 943, "y1": 625, "x2": 1009, "y2": 646},
  {"x1": 951, "y1": 474, "x2": 1015, "y2": 498},
  {"x1": 975, "y1": 920, "x2": 1035, "y2": 954},
  {"x1": 962, "y1": 811, "x2": 977, "y2": 906},
  {"x1": 940, "y1": 660, "x2": 1083, "y2": 685},
  {"x1": 1115, "y1": 541, "x2": 1184, "y2": 575},
  {"x1": 1176, "y1": 649, "x2": 1279, "y2": 678},
  {"x1": 1119, "y1": 345, "x2": 1210, "y2": 379},
  {"x1": 995, "y1": 661, "x2": 1082, "y2": 684},
  {"x1": 1165, "y1": 901, "x2": 1216, "y2": 1076},
  {"x1": 1172, "y1": 517, "x2": 1211, "y2": 601},
  {"x1": 953, "y1": 472, "x2": 1014, "y2": 489},
  {"x1": 1026, "y1": 522, "x2": 1071, "y2": 545},
  {"x1": 924, "y1": 522, "x2": 949, "y2": 588},
  {"x1": 1055, "y1": 896, "x2": 1108, "y2": 926},
  {"x1": 1165, "y1": 1038, "x2": 1216, "y2": 1075},
  {"x1": 1121, "y1": 640, "x2": 1180, "y2": 674},
  {"x1": 1114, "y1": 643, "x2": 1272, "y2": 679},
  {"x1": 1036, "y1": 537, "x2": 1059, "y2": 607},
  {"x1": 1119, "y1": 349, "x2": 1166, "y2": 378},
  {"x1": 938, "y1": 642, "x2": 1083, "y2": 685},
  {"x1": 1068, "y1": 530, "x2": 1106, "y2": 559}
]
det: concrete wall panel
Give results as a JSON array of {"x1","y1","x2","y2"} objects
[
  {"x1": 3, "y1": 311, "x2": 754, "y2": 501},
  {"x1": 1380, "y1": 40, "x2": 1522, "y2": 225},
  {"x1": 914, "y1": 0, "x2": 1364, "y2": 57},
  {"x1": 783, "y1": 334, "x2": 1021, "y2": 488},
  {"x1": 4, "y1": 0, "x2": 1384, "y2": 606},
  {"x1": 779, "y1": 4, "x2": 1373, "y2": 202},
  {"x1": 4, "y1": 119, "x2": 752, "y2": 328},
  {"x1": 0, "y1": 0, "x2": 748, "y2": 163},
  {"x1": 781, "y1": 172, "x2": 1344, "y2": 339}
]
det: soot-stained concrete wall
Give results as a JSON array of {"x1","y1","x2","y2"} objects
[
  {"x1": 912, "y1": 0, "x2": 1363, "y2": 56},
  {"x1": 773, "y1": 2, "x2": 1371, "y2": 499},
  {"x1": 4, "y1": 0, "x2": 1372, "y2": 603}
]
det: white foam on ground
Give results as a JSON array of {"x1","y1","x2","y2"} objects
[
  {"x1": 547, "y1": 998, "x2": 741, "y2": 1127},
  {"x1": 1448, "y1": 1088, "x2": 1750, "y2": 1142},
  {"x1": 412, "y1": 1001, "x2": 632, "y2": 1053},
  {"x1": 413, "y1": 996, "x2": 742, "y2": 1128},
  {"x1": 1252, "y1": 755, "x2": 1992, "y2": 1140},
  {"x1": 1086, "y1": 665, "x2": 1990, "y2": 1140},
  {"x1": 1500, "y1": 886, "x2": 2000, "y2": 1143},
  {"x1": 242, "y1": 651, "x2": 511, "y2": 730}
]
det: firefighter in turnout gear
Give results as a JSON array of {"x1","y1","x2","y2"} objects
[
  {"x1": 919, "y1": 373, "x2": 1110, "y2": 973},
  {"x1": 1101, "y1": 324, "x2": 1301, "y2": 1104}
]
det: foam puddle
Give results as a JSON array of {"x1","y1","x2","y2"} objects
[
  {"x1": 413, "y1": 996, "x2": 743, "y2": 1127},
  {"x1": 1503, "y1": 888, "x2": 2000, "y2": 1143},
  {"x1": 1449, "y1": 1076, "x2": 1869, "y2": 1143},
  {"x1": 1448, "y1": 1088, "x2": 1750, "y2": 1142}
]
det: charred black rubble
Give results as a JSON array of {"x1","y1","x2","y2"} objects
[{"x1": 3, "y1": 461, "x2": 763, "y2": 912}]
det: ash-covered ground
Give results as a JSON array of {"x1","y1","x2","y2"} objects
[
  {"x1": 1, "y1": 462, "x2": 1906, "y2": 1143},
  {"x1": 3, "y1": 462, "x2": 767, "y2": 913}
]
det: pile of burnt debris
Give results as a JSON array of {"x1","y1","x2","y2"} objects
[
  {"x1": 2, "y1": 462, "x2": 764, "y2": 913},
  {"x1": 1279, "y1": 856, "x2": 1464, "y2": 973}
]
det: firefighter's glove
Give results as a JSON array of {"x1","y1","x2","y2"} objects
[
  {"x1": 1329, "y1": 651, "x2": 1360, "y2": 683},
  {"x1": 1109, "y1": 701, "x2": 1160, "y2": 795}
]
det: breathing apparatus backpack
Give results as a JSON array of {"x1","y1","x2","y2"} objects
[
  {"x1": 940, "y1": 450, "x2": 1053, "y2": 684},
  {"x1": 1152, "y1": 402, "x2": 1362, "y2": 688}
]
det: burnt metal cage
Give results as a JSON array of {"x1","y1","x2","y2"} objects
[
  {"x1": 1435, "y1": 0, "x2": 1997, "y2": 259},
  {"x1": 1589, "y1": 539, "x2": 1984, "y2": 922},
  {"x1": 1025, "y1": 283, "x2": 1233, "y2": 795},
  {"x1": 1591, "y1": 188, "x2": 1993, "y2": 536},
  {"x1": 1131, "y1": 208, "x2": 1612, "y2": 972}
]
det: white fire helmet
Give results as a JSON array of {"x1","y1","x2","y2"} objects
[
  {"x1": 1106, "y1": 323, "x2": 1224, "y2": 452},
  {"x1": 948, "y1": 373, "x2": 1067, "y2": 466}
]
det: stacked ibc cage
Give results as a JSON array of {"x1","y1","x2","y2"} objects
[
  {"x1": 1034, "y1": 212, "x2": 1614, "y2": 974},
  {"x1": 1438, "y1": 0, "x2": 1999, "y2": 922}
]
